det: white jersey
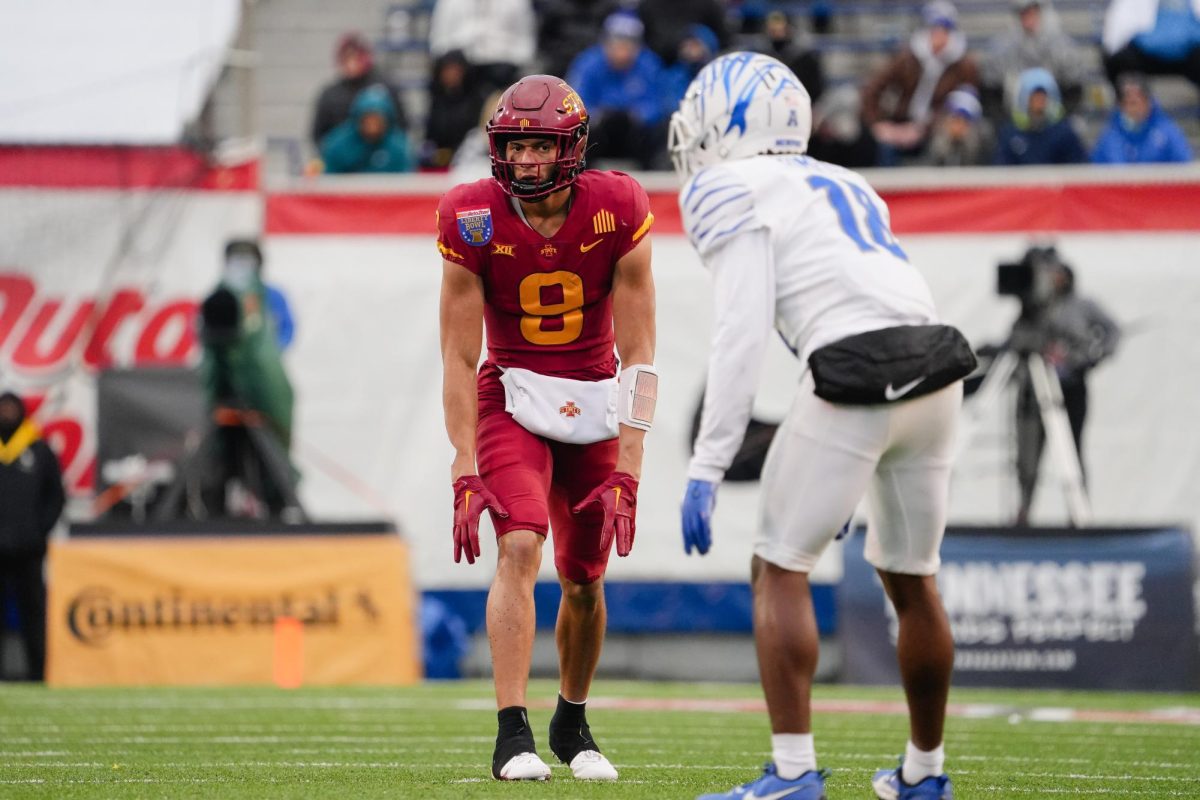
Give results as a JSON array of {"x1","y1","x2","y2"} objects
[{"x1": 682, "y1": 155, "x2": 939, "y2": 482}]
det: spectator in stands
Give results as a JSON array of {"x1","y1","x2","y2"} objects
[
  {"x1": 927, "y1": 86, "x2": 995, "y2": 166},
  {"x1": 662, "y1": 25, "x2": 721, "y2": 108},
  {"x1": 0, "y1": 391, "x2": 64, "y2": 682},
  {"x1": 639, "y1": 0, "x2": 730, "y2": 65},
  {"x1": 536, "y1": 0, "x2": 620, "y2": 80},
  {"x1": 861, "y1": 1, "x2": 980, "y2": 165},
  {"x1": 806, "y1": 85, "x2": 879, "y2": 167},
  {"x1": 423, "y1": 50, "x2": 485, "y2": 169},
  {"x1": 320, "y1": 86, "x2": 412, "y2": 174},
  {"x1": 567, "y1": 12, "x2": 667, "y2": 169},
  {"x1": 311, "y1": 33, "x2": 409, "y2": 151},
  {"x1": 429, "y1": 0, "x2": 536, "y2": 95},
  {"x1": 996, "y1": 67, "x2": 1087, "y2": 164},
  {"x1": 760, "y1": 11, "x2": 826, "y2": 103},
  {"x1": 981, "y1": 0, "x2": 1087, "y2": 121},
  {"x1": 1092, "y1": 72, "x2": 1194, "y2": 162},
  {"x1": 1102, "y1": 0, "x2": 1200, "y2": 92}
]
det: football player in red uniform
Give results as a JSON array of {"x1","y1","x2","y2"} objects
[{"x1": 437, "y1": 75, "x2": 657, "y2": 782}]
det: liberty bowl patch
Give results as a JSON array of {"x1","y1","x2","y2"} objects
[{"x1": 456, "y1": 206, "x2": 493, "y2": 246}]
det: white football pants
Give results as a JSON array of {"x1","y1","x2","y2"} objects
[{"x1": 757, "y1": 372, "x2": 962, "y2": 576}]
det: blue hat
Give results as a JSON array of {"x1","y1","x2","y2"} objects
[
  {"x1": 922, "y1": 0, "x2": 958, "y2": 29},
  {"x1": 603, "y1": 11, "x2": 644, "y2": 42},
  {"x1": 945, "y1": 87, "x2": 982, "y2": 121}
]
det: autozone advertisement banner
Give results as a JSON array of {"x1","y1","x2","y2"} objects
[
  {"x1": 3, "y1": 168, "x2": 1200, "y2": 593},
  {"x1": 839, "y1": 527, "x2": 1199, "y2": 690},
  {"x1": 46, "y1": 534, "x2": 421, "y2": 686},
  {"x1": 0, "y1": 185, "x2": 260, "y2": 498}
]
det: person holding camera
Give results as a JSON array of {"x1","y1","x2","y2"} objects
[
  {"x1": 197, "y1": 240, "x2": 298, "y2": 519},
  {"x1": 1015, "y1": 260, "x2": 1120, "y2": 525}
]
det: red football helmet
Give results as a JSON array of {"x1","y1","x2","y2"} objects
[{"x1": 487, "y1": 75, "x2": 589, "y2": 201}]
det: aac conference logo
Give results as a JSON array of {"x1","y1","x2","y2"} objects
[{"x1": 65, "y1": 585, "x2": 384, "y2": 646}]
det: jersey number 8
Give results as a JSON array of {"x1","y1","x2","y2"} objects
[{"x1": 519, "y1": 270, "x2": 584, "y2": 345}]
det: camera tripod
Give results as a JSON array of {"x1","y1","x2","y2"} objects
[
  {"x1": 960, "y1": 345, "x2": 1092, "y2": 526},
  {"x1": 153, "y1": 402, "x2": 307, "y2": 523}
]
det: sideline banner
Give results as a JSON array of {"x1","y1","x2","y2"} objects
[
  {"x1": 840, "y1": 527, "x2": 1199, "y2": 690},
  {"x1": 47, "y1": 532, "x2": 421, "y2": 686}
]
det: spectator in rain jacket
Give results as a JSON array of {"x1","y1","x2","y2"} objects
[
  {"x1": 1092, "y1": 72, "x2": 1193, "y2": 163},
  {"x1": 320, "y1": 85, "x2": 412, "y2": 174},
  {"x1": 995, "y1": 67, "x2": 1086, "y2": 164}
]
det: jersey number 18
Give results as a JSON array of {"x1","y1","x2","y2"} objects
[{"x1": 808, "y1": 176, "x2": 908, "y2": 261}]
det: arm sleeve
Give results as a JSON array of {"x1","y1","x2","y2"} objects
[
  {"x1": 265, "y1": 286, "x2": 295, "y2": 350},
  {"x1": 435, "y1": 191, "x2": 487, "y2": 275},
  {"x1": 615, "y1": 176, "x2": 654, "y2": 260},
  {"x1": 679, "y1": 165, "x2": 762, "y2": 258},
  {"x1": 687, "y1": 228, "x2": 776, "y2": 483}
]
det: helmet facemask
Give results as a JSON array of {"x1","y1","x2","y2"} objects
[{"x1": 489, "y1": 128, "x2": 586, "y2": 201}]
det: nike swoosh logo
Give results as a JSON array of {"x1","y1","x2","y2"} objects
[
  {"x1": 613, "y1": 487, "x2": 621, "y2": 506},
  {"x1": 884, "y1": 376, "x2": 925, "y2": 401},
  {"x1": 580, "y1": 239, "x2": 603, "y2": 253},
  {"x1": 746, "y1": 788, "x2": 809, "y2": 800}
]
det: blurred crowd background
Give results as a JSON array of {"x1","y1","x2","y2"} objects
[{"x1": 192, "y1": 0, "x2": 1200, "y2": 177}]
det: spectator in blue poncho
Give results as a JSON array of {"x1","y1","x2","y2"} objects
[
  {"x1": 319, "y1": 85, "x2": 412, "y2": 174},
  {"x1": 1092, "y1": 73, "x2": 1193, "y2": 163},
  {"x1": 995, "y1": 67, "x2": 1086, "y2": 164},
  {"x1": 567, "y1": 11, "x2": 667, "y2": 168}
]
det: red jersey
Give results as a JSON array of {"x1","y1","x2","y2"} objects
[{"x1": 436, "y1": 170, "x2": 653, "y2": 379}]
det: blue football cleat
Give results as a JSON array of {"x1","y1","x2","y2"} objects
[
  {"x1": 697, "y1": 763, "x2": 827, "y2": 800},
  {"x1": 872, "y1": 760, "x2": 953, "y2": 800}
]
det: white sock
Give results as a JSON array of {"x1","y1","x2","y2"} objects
[
  {"x1": 771, "y1": 733, "x2": 817, "y2": 780},
  {"x1": 901, "y1": 740, "x2": 944, "y2": 785}
]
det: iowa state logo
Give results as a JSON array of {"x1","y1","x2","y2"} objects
[
  {"x1": 456, "y1": 207, "x2": 493, "y2": 246},
  {"x1": 559, "y1": 401, "x2": 581, "y2": 418}
]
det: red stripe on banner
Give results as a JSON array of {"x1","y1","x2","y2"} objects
[
  {"x1": 264, "y1": 181, "x2": 1200, "y2": 235},
  {"x1": 885, "y1": 184, "x2": 1200, "y2": 233},
  {"x1": 265, "y1": 193, "x2": 440, "y2": 235},
  {"x1": 0, "y1": 146, "x2": 259, "y2": 190}
]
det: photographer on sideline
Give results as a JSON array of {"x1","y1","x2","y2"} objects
[
  {"x1": 1016, "y1": 256, "x2": 1120, "y2": 525},
  {"x1": 197, "y1": 239, "x2": 297, "y2": 518}
]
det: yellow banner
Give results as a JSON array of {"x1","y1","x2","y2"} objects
[{"x1": 47, "y1": 534, "x2": 421, "y2": 686}]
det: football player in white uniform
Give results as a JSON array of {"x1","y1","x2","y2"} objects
[{"x1": 671, "y1": 53, "x2": 972, "y2": 800}]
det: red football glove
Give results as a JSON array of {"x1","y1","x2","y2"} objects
[
  {"x1": 452, "y1": 475, "x2": 508, "y2": 565},
  {"x1": 572, "y1": 472, "x2": 639, "y2": 557}
]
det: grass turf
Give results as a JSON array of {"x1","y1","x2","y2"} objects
[{"x1": 1, "y1": 679, "x2": 1198, "y2": 798}]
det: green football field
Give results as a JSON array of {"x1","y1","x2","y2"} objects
[{"x1": 1, "y1": 679, "x2": 1198, "y2": 798}]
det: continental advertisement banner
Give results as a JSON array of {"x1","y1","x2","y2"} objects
[{"x1": 47, "y1": 534, "x2": 421, "y2": 686}]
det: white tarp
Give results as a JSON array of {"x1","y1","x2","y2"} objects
[
  {"x1": 0, "y1": 0, "x2": 240, "y2": 144},
  {"x1": 2, "y1": 185, "x2": 1198, "y2": 591}
]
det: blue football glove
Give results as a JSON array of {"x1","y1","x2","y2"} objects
[{"x1": 681, "y1": 479, "x2": 717, "y2": 555}]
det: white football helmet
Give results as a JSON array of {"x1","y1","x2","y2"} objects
[{"x1": 668, "y1": 51, "x2": 812, "y2": 180}]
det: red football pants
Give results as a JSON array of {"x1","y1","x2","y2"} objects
[{"x1": 476, "y1": 364, "x2": 618, "y2": 584}]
